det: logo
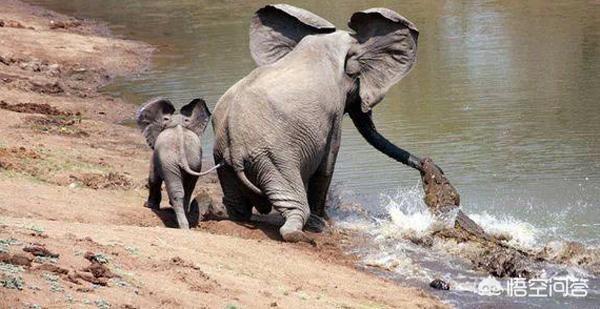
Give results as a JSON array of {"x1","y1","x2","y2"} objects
[
  {"x1": 477, "y1": 276, "x2": 504, "y2": 296},
  {"x1": 476, "y1": 276, "x2": 589, "y2": 297}
]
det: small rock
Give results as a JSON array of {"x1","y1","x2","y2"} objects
[
  {"x1": 34, "y1": 263, "x2": 68, "y2": 275},
  {"x1": 429, "y1": 278, "x2": 450, "y2": 290},
  {"x1": 0, "y1": 55, "x2": 12, "y2": 65},
  {"x1": 49, "y1": 20, "x2": 81, "y2": 30},
  {"x1": 23, "y1": 244, "x2": 59, "y2": 258},
  {"x1": 49, "y1": 20, "x2": 63, "y2": 29},
  {"x1": 1, "y1": 20, "x2": 25, "y2": 29},
  {"x1": 407, "y1": 235, "x2": 434, "y2": 247},
  {"x1": 47, "y1": 64, "x2": 61, "y2": 76},
  {"x1": 29, "y1": 81, "x2": 63, "y2": 94},
  {"x1": 0, "y1": 252, "x2": 33, "y2": 267}
]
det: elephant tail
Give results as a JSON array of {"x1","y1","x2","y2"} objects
[
  {"x1": 226, "y1": 127, "x2": 263, "y2": 195},
  {"x1": 235, "y1": 169, "x2": 263, "y2": 196},
  {"x1": 177, "y1": 125, "x2": 221, "y2": 176}
]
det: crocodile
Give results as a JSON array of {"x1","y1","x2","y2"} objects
[
  {"x1": 420, "y1": 157, "x2": 488, "y2": 239},
  {"x1": 418, "y1": 157, "x2": 536, "y2": 277}
]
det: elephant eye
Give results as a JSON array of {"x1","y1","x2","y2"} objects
[{"x1": 163, "y1": 116, "x2": 170, "y2": 121}]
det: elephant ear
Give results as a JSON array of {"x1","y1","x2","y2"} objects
[
  {"x1": 249, "y1": 4, "x2": 336, "y2": 66},
  {"x1": 180, "y1": 98, "x2": 211, "y2": 136},
  {"x1": 136, "y1": 97, "x2": 175, "y2": 149},
  {"x1": 347, "y1": 8, "x2": 419, "y2": 112}
]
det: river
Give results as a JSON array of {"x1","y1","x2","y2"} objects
[{"x1": 28, "y1": 0, "x2": 599, "y2": 307}]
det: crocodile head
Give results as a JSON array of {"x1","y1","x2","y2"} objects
[{"x1": 420, "y1": 157, "x2": 460, "y2": 215}]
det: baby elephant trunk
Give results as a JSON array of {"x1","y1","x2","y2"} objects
[{"x1": 176, "y1": 125, "x2": 221, "y2": 176}]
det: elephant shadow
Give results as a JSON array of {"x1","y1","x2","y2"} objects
[
  {"x1": 150, "y1": 200, "x2": 284, "y2": 242},
  {"x1": 150, "y1": 200, "x2": 201, "y2": 229},
  {"x1": 230, "y1": 213, "x2": 286, "y2": 241},
  {"x1": 199, "y1": 210, "x2": 286, "y2": 242}
]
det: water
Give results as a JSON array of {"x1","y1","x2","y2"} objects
[
  {"x1": 330, "y1": 185, "x2": 600, "y2": 307},
  {"x1": 28, "y1": 0, "x2": 599, "y2": 307}
]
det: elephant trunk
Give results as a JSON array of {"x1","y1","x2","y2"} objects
[
  {"x1": 176, "y1": 125, "x2": 221, "y2": 176},
  {"x1": 349, "y1": 108, "x2": 423, "y2": 172}
]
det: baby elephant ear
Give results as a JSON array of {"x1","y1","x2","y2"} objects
[
  {"x1": 250, "y1": 4, "x2": 336, "y2": 66},
  {"x1": 180, "y1": 98, "x2": 211, "y2": 136},
  {"x1": 347, "y1": 8, "x2": 419, "y2": 112},
  {"x1": 136, "y1": 97, "x2": 175, "y2": 149}
]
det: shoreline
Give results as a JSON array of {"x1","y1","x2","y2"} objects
[{"x1": 0, "y1": 1, "x2": 445, "y2": 307}]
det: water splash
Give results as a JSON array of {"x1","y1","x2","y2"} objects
[
  {"x1": 331, "y1": 183, "x2": 550, "y2": 279},
  {"x1": 329, "y1": 183, "x2": 600, "y2": 307},
  {"x1": 358, "y1": 183, "x2": 545, "y2": 251},
  {"x1": 468, "y1": 212, "x2": 540, "y2": 249},
  {"x1": 375, "y1": 183, "x2": 435, "y2": 239}
]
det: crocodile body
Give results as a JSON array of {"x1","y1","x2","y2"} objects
[
  {"x1": 411, "y1": 158, "x2": 598, "y2": 278},
  {"x1": 420, "y1": 157, "x2": 487, "y2": 238}
]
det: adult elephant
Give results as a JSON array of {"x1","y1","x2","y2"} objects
[{"x1": 212, "y1": 4, "x2": 424, "y2": 242}]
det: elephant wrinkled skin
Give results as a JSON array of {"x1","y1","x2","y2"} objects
[
  {"x1": 212, "y1": 4, "x2": 424, "y2": 242},
  {"x1": 137, "y1": 97, "x2": 213, "y2": 229}
]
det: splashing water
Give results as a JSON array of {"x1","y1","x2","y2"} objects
[
  {"x1": 335, "y1": 182, "x2": 544, "y2": 252},
  {"x1": 333, "y1": 183, "x2": 468, "y2": 280},
  {"x1": 330, "y1": 182, "x2": 600, "y2": 308},
  {"x1": 376, "y1": 183, "x2": 436, "y2": 239},
  {"x1": 468, "y1": 213, "x2": 540, "y2": 249},
  {"x1": 330, "y1": 182, "x2": 597, "y2": 280}
]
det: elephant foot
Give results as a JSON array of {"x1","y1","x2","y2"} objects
[
  {"x1": 175, "y1": 216, "x2": 190, "y2": 230},
  {"x1": 144, "y1": 200, "x2": 160, "y2": 209},
  {"x1": 172, "y1": 204, "x2": 190, "y2": 230},
  {"x1": 280, "y1": 214, "x2": 315, "y2": 245},
  {"x1": 281, "y1": 230, "x2": 315, "y2": 245},
  {"x1": 305, "y1": 214, "x2": 328, "y2": 233}
]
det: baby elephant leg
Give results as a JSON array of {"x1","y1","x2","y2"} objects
[
  {"x1": 183, "y1": 174, "x2": 199, "y2": 213},
  {"x1": 145, "y1": 157, "x2": 162, "y2": 209},
  {"x1": 180, "y1": 174, "x2": 199, "y2": 226},
  {"x1": 164, "y1": 172, "x2": 190, "y2": 230}
]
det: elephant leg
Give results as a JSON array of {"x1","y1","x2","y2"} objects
[
  {"x1": 145, "y1": 157, "x2": 162, "y2": 209},
  {"x1": 248, "y1": 193, "x2": 272, "y2": 215},
  {"x1": 163, "y1": 171, "x2": 189, "y2": 230},
  {"x1": 183, "y1": 174, "x2": 198, "y2": 214},
  {"x1": 306, "y1": 173, "x2": 333, "y2": 233},
  {"x1": 217, "y1": 164, "x2": 252, "y2": 221},
  {"x1": 306, "y1": 170, "x2": 334, "y2": 233},
  {"x1": 260, "y1": 162, "x2": 313, "y2": 243},
  {"x1": 306, "y1": 126, "x2": 341, "y2": 232},
  {"x1": 308, "y1": 172, "x2": 334, "y2": 217}
]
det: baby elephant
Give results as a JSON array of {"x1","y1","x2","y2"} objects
[{"x1": 136, "y1": 97, "x2": 216, "y2": 229}]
